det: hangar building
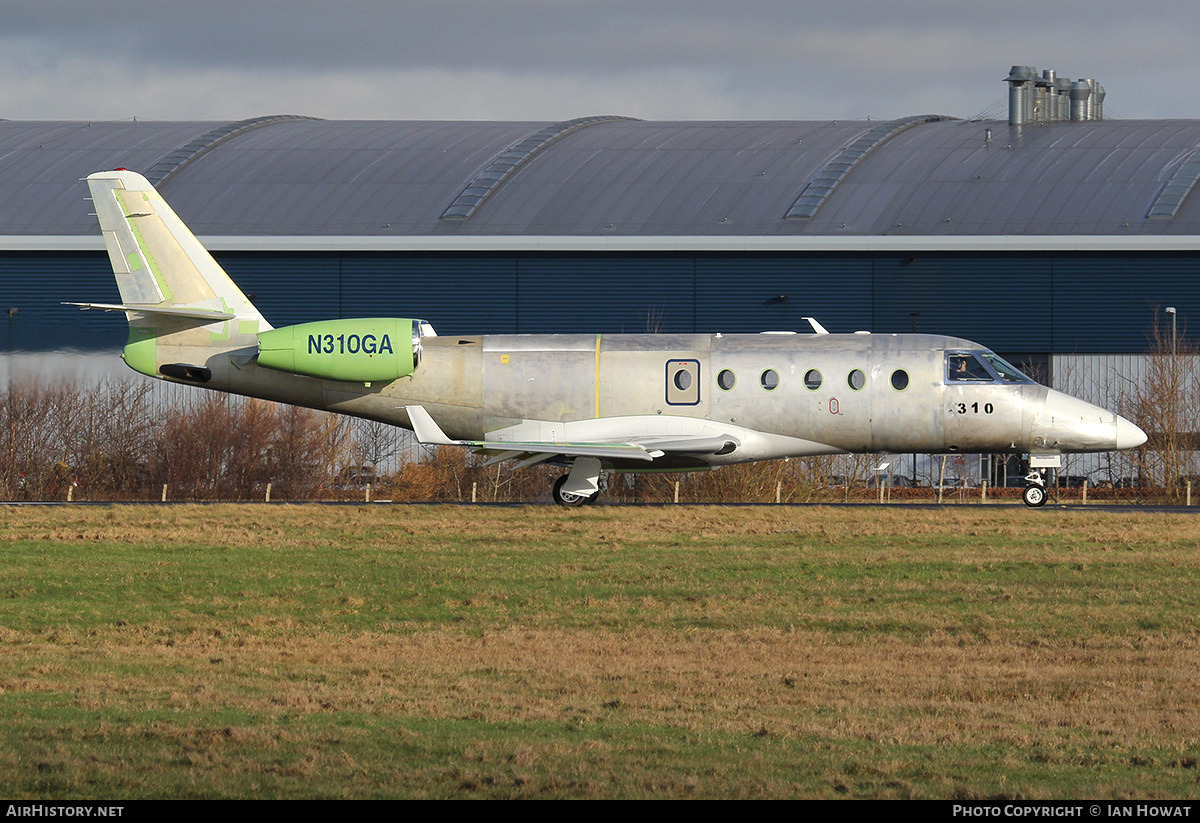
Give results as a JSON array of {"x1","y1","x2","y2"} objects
[{"x1": 3, "y1": 71, "x2": 1198, "y2": 402}]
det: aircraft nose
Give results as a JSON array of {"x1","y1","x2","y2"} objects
[
  {"x1": 1036, "y1": 390, "x2": 1145, "y2": 452},
  {"x1": 1115, "y1": 415, "x2": 1147, "y2": 450}
]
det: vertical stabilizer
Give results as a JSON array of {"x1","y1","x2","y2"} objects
[
  {"x1": 86, "y1": 170, "x2": 269, "y2": 326},
  {"x1": 84, "y1": 170, "x2": 272, "y2": 377}
]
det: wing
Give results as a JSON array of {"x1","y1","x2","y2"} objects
[{"x1": 405, "y1": 405, "x2": 739, "y2": 468}]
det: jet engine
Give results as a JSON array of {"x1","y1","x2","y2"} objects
[{"x1": 256, "y1": 318, "x2": 433, "y2": 383}]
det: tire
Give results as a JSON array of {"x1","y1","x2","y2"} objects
[
  {"x1": 1022, "y1": 484, "x2": 1048, "y2": 508},
  {"x1": 552, "y1": 475, "x2": 590, "y2": 507}
]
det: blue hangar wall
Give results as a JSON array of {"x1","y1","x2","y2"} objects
[{"x1": 5, "y1": 248, "x2": 1199, "y2": 357}]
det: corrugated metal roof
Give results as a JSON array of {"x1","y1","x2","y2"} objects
[
  {"x1": 0, "y1": 120, "x2": 221, "y2": 234},
  {"x1": 4, "y1": 117, "x2": 1200, "y2": 241}
]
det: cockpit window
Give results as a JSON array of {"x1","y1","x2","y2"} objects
[
  {"x1": 979, "y1": 352, "x2": 1034, "y2": 383},
  {"x1": 947, "y1": 352, "x2": 993, "y2": 381},
  {"x1": 946, "y1": 351, "x2": 1036, "y2": 384}
]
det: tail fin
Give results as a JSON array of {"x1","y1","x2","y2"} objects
[{"x1": 81, "y1": 170, "x2": 271, "y2": 377}]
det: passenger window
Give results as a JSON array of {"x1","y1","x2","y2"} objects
[
  {"x1": 891, "y1": 369, "x2": 909, "y2": 391},
  {"x1": 760, "y1": 369, "x2": 779, "y2": 391},
  {"x1": 848, "y1": 369, "x2": 865, "y2": 391},
  {"x1": 717, "y1": 369, "x2": 736, "y2": 391},
  {"x1": 804, "y1": 369, "x2": 822, "y2": 390}
]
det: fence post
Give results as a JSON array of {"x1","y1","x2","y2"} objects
[
  {"x1": 161, "y1": 484, "x2": 167, "y2": 502},
  {"x1": 265, "y1": 482, "x2": 271, "y2": 503},
  {"x1": 471, "y1": 481, "x2": 477, "y2": 503},
  {"x1": 981, "y1": 480, "x2": 987, "y2": 503},
  {"x1": 674, "y1": 480, "x2": 680, "y2": 504},
  {"x1": 1082, "y1": 479, "x2": 1087, "y2": 506}
]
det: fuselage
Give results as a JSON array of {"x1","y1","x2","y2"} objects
[{"x1": 180, "y1": 329, "x2": 1143, "y2": 469}]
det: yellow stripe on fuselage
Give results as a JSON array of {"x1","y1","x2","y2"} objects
[{"x1": 594, "y1": 334, "x2": 601, "y2": 418}]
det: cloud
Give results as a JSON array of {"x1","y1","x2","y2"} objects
[
  {"x1": 3, "y1": 2, "x2": 1200, "y2": 121},
  {"x1": 0, "y1": 54, "x2": 759, "y2": 122}
]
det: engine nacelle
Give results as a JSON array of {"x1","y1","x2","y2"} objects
[{"x1": 256, "y1": 318, "x2": 429, "y2": 383}]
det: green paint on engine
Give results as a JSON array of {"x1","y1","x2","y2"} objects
[{"x1": 257, "y1": 318, "x2": 418, "y2": 383}]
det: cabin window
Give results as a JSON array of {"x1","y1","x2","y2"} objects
[
  {"x1": 891, "y1": 369, "x2": 909, "y2": 391},
  {"x1": 804, "y1": 369, "x2": 822, "y2": 390},
  {"x1": 717, "y1": 369, "x2": 736, "y2": 391},
  {"x1": 848, "y1": 369, "x2": 866, "y2": 391},
  {"x1": 760, "y1": 369, "x2": 779, "y2": 391}
]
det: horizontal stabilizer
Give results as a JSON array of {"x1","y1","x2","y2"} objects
[{"x1": 64, "y1": 302, "x2": 236, "y2": 320}]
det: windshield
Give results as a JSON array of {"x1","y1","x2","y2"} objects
[
  {"x1": 946, "y1": 351, "x2": 1036, "y2": 384},
  {"x1": 980, "y1": 352, "x2": 1035, "y2": 383}
]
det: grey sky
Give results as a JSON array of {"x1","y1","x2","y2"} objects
[{"x1": 3, "y1": 1, "x2": 1199, "y2": 122}]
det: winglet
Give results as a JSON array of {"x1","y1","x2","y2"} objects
[{"x1": 406, "y1": 405, "x2": 456, "y2": 445}]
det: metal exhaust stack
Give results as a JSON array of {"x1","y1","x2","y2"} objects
[
  {"x1": 1007, "y1": 66, "x2": 1103, "y2": 123},
  {"x1": 1033, "y1": 71, "x2": 1054, "y2": 121},
  {"x1": 1070, "y1": 80, "x2": 1092, "y2": 121},
  {"x1": 1006, "y1": 65, "x2": 1037, "y2": 125},
  {"x1": 1054, "y1": 77, "x2": 1072, "y2": 120}
]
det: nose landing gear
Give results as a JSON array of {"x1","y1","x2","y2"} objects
[{"x1": 1022, "y1": 468, "x2": 1048, "y2": 508}]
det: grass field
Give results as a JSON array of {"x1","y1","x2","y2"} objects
[{"x1": 0, "y1": 503, "x2": 1197, "y2": 799}]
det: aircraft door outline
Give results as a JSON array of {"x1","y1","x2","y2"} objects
[{"x1": 665, "y1": 359, "x2": 701, "y2": 405}]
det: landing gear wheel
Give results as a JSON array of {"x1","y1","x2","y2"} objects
[
  {"x1": 552, "y1": 475, "x2": 590, "y2": 507},
  {"x1": 1022, "y1": 484, "x2": 1048, "y2": 508}
]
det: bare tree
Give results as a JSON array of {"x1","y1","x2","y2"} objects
[
  {"x1": 0, "y1": 379, "x2": 56, "y2": 498},
  {"x1": 1127, "y1": 311, "x2": 1200, "y2": 499},
  {"x1": 352, "y1": 418, "x2": 404, "y2": 496}
]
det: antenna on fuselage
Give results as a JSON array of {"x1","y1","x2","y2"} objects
[{"x1": 803, "y1": 317, "x2": 829, "y2": 334}]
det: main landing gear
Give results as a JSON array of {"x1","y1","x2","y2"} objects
[
  {"x1": 1022, "y1": 468, "x2": 1049, "y2": 508},
  {"x1": 551, "y1": 457, "x2": 608, "y2": 507},
  {"x1": 552, "y1": 475, "x2": 599, "y2": 506}
]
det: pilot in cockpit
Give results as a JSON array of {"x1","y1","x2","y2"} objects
[{"x1": 948, "y1": 353, "x2": 990, "y2": 381}]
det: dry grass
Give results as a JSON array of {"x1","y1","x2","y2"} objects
[{"x1": 0, "y1": 504, "x2": 1198, "y2": 798}]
